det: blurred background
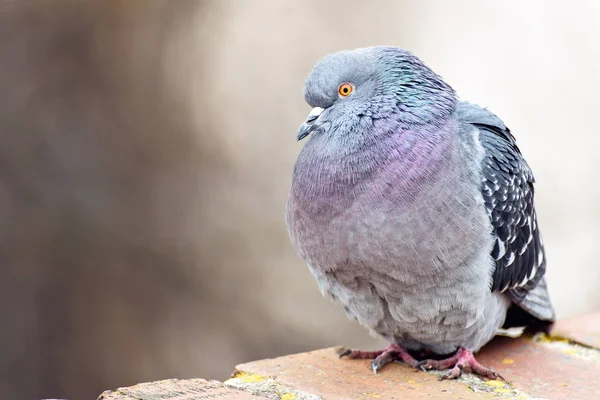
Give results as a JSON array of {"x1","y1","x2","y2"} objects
[{"x1": 1, "y1": 1, "x2": 599, "y2": 399}]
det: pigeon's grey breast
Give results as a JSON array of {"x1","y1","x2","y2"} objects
[{"x1": 286, "y1": 115, "x2": 509, "y2": 353}]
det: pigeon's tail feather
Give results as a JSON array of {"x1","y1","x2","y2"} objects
[
  {"x1": 503, "y1": 277, "x2": 555, "y2": 332},
  {"x1": 519, "y1": 277, "x2": 555, "y2": 321}
]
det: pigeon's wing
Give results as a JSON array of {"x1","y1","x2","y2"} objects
[{"x1": 456, "y1": 102, "x2": 555, "y2": 323}]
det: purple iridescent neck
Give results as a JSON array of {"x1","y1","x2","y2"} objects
[{"x1": 290, "y1": 116, "x2": 458, "y2": 219}]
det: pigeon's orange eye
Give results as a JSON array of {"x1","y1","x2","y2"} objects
[{"x1": 338, "y1": 83, "x2": 353, "y2": 97}]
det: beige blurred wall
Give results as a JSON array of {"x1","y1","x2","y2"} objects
[{"x1": 1, "y1": 1, "x2": 598, "y2": 399}]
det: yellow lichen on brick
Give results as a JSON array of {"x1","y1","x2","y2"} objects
[
  {"x1": 494, "y1": 388, "x2": 510, "y2": 394},
  {"x1": 281, "y1": 393, "x2": 297, "y2": 400},
  {"x1": 241, "y1": 374, "x2": 265, "y2": 383},
  {"x1": 535, "y1": 332, "x2": 580, "y2": 346},
  {"x1": 363, "y1": 393, "x2": 381, "y2": 398},
  {"x1": 502, "y1": 358, "x2": 514, "y2": 364},
  {"x1": 485, "y1": 380, "x2": 505, "y2": 388},
  {"x1": 534, "y1": 333, "x2": 552, "y2": 343},
  {"x1": 226, "y1": 372, "x2": 265, "y2": 384}
]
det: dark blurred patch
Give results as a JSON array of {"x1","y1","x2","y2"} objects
[{"x1": 0, "y1": 1, "x2": 214, "y2": 399}]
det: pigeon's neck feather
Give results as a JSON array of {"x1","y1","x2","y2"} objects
[{"x1": 290, "y1": 117, "x2": 459, "y2": 219}]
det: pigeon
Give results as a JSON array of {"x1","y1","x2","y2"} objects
[{"x1": 286, "y1": 46, "x2": 555, "y2": 380}]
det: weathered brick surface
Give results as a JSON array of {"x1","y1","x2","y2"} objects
[
  {"x1": 552, "y1": 312, "x2": 600, "y2": 349},
  {"x1": 233, "y1": 312, "x2": 600, "y2": 399},
  {"x1": 235, "y1": 347, "x2": 497, "y2": 399},
  {"x1": 97, "y1": 378, "x2": 269, "y2": 400},
  {"x1": 477, "y1": 335, "x2": 600, "y2": 399}
]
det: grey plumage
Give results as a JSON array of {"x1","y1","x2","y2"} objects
[{"x1": 286, "y1": 46, "x2": 554, "y2": 366}]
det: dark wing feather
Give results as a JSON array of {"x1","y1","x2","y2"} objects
[
  {"x1": 477, "y1": 122, "x2": 544, "y2": 298},
  {"x1": 456, "y1": 102, "x2": 554, "y2": 322}
]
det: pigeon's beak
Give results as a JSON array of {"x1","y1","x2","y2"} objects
[{"x1": 296, "y1": 107, "x2": 324, "y2": 141}]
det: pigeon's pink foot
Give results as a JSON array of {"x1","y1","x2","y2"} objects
[
  {"x1": 337, "y1": 344, "x2": 419, "y2": 373},
  {"x1": 416, "y1": 347, "x2": 503, "y2": 380}
]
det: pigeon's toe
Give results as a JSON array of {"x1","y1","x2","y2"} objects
[
  {"x1": 337, "y1": 344, "x2": 420, "y2": 373},
  {"x1": 417, "y1": 347, "x2": 501, "y2": 381}
]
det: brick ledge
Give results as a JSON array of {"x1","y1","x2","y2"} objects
[{"x1": 98, "y1": 312, "x2": 600, "y2": 400}]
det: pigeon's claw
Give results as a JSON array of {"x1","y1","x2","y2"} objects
[
  {"x1": 371, "y1": 351, "x2": 395, "y2": 374},
  {"x1": 416, "y1": 347, "x2": 502, "y2": 380},
  {"x1": 440, "y1": 365, "x2": 464, "y2": 380},
  {"x1": 336, "y1": 348, "x2": 353, "y2": 358},
  {"x1": 337, "y1": 347, "x2": 384, "y2": 360},
  {"x1": 416, "y1": 354, "x2": 459, "y2": 371},
  {"x1": 337, "y1": 344, "x2": 419, "y2": 373}
]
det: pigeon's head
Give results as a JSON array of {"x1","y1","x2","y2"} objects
[{"x1": 297, "y1": 46, "x2": 456, "y2": 141}]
